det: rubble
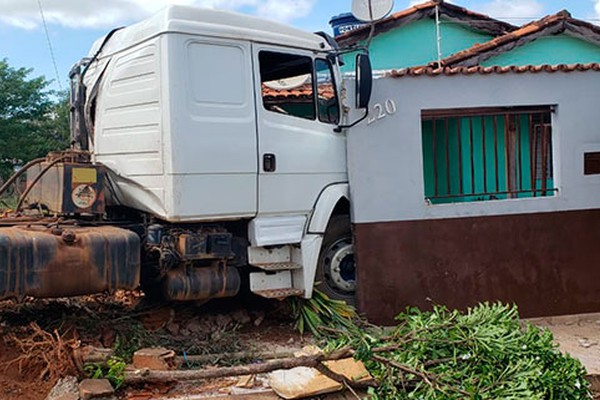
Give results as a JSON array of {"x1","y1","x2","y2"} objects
[
  {"x1": 133, "y1": 348, "x2": 177, "y2": 371},
  {"x1": 78, "y1": 379, "x2": 115, "y2": 400},
  {"x1": 45, "y1": 376, "x2": 79, "y2": 400},
  {"x1": 75, "y1": 346, "x2": 114, "y2": 365},
  {"x1": 46, "y1": 377, "x2": 117, "y2": 400},
  {"x1": 0, "y1": 293, "x2": 305, "y2": 400},
  {"x1": 8, "y1": 293, "x2": 599, "y2": 400},
  {"x1": 269, "y1": 358, "x2": 372, "y2": 399}
]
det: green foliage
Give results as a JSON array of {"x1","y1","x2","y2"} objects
[
  {"x1": 0, "y1": 194, "x2": 17, "y2": 211},
  {"x1": 290, "y1": 289, "x2": 358, "y2": 337},
  {"x1": 84, "y1": 356, "x2": 126, "y2": 389},
  {"x1": 0, "y1": 59, "x2": 69, "y2": 181},
  {"x1": 320, "y1": 302, "x2": 591, "y2": 400},
  {"x1": 112, "y1": 320, "x2": 153, "y2": 362}
]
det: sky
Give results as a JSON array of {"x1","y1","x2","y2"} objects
[{"x1": 0, "y1": 0, "x2": 598, "y2": 92}]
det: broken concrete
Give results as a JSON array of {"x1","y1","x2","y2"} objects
[
  {"x1": 133, "y1": 347, "x2": 177, "y2": 371},
  {"x1": 75, "y1": 346, "x2": 114, "y2": 365},
  {"x1": 45, "y1": 376, "x2": 79, "y2": 400},
  {"x1": 78, "y1": 379, "x2": 114, "y2": 400}
]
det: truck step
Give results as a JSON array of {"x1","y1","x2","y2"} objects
[
  {"x1": 253, "y1": 262, "x2": 302, "y2": 271},
  {"x1": 253, "y1": 288, "x2": 304, "y2": 299}
]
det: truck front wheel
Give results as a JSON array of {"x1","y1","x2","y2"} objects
[{"x1": 315, "y1": 215, "x2": 356, "y2": 305}]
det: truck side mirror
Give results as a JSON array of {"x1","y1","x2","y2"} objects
[{"x1": 355, "y1": 54, "x2": 372, "y2": 109}]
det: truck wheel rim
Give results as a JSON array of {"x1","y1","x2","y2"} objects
[{"x1": 324, "y1": 239, "x2": 356, "y2": 294}]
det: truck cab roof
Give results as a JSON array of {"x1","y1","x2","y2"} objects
[{"x1": 89, "y1": 5, "x2": 331, "y2": 58}]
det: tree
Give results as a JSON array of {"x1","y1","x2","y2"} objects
[{"x1": 0, "y1": 59, "x2": 70, "y2": 181}]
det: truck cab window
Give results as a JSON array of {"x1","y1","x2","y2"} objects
[
  {"x1": 315, "y1": 59, "x2": 340, "y2": 124},
  {"x1": 259, "y1": 51, "x2": 315, "y2": 120}
]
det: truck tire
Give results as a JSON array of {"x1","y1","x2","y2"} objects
[{"x1": 315, "y1": 215, "x2": 356, "y2": 305}]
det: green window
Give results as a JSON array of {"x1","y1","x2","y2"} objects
[{"x1": 421, "y1": 106, "x2": 556, "y2": 204}]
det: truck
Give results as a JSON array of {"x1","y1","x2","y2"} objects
[{"x1": 0, "y1": 5, "x2": 373, "y2": 304}]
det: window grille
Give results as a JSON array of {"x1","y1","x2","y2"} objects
[{"x1": 421, "y1": 106, "x2": 556, "y2": 204}]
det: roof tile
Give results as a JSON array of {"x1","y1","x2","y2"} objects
[
  {"x1": 437, "y1": 10, "x2": 600, "y2": 67},
  {"x1": 262, "y1": 83, "x2": 335, "y2": 99},
  {"x1": 336, "y1": 0, "x2": 516, "y2": 47},
  {"x1": 388, "y1": 63, "x2": 600, "y2": 78}
]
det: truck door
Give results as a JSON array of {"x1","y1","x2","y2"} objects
[
  {"x1": 253, "y1": 46, "x2": 347, "y2": 217},
  {"x1": 167, "y1": 36, "x2": 258, "y2": 220}
]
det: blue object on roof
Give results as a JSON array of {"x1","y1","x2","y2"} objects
[{"x1": 329, "y1": 12, "x2": 366, "y2": 36}]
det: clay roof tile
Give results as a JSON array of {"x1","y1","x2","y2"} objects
[
  {"x1": 335, "y1": 0, "x2": 516, "y2": 47},
  {"x1": 437, "y1": 10, "x2": 600, "y2": 67},
  {"x1": 388, "y1": 62, "x2": 600, "y2": 78}
]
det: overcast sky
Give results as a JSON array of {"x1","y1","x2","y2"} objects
[{"x1": 0, "y1": 0, "x2": 597, "y2": 91}]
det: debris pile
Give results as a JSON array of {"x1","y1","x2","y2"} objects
[
  {"x1": 320, "y1": 302, "x2": 591, "y2": 399},
  {"x1": 0, "y1": 293, "x2": 595, "y2": 400},
  {"x1": 0, "y1": 292, "x2": 306, "y2": 399}
]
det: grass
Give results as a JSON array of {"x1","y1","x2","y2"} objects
[{"x1": 0, "y1": 194, "x2": 17, "y2": 212}]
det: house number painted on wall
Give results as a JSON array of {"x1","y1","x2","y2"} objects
[{"x1": 367, "y1": 99, "x2": 397, "y2": 125}]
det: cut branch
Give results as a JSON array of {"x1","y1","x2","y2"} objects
[
  {"x1": 125, "y1": 349, "x2": 354, "y2": 384},
  {"x1": 177, "y1": 350, "x2": 295, "y2": 365},
  {"x1": 314, "y1": 362, "x2": 376, "y2": 390}
]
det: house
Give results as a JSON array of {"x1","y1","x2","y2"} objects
[
  {"x1": 336, "y1": 3, "x2": 600, "y2": 205},
  {"x1": 347, "y1": 64, "x2": 600, "y2": 323},
  {"x1": 335, "y1": 0, "x2": 516, "y2": 71},
  {"x1": 406, "y1": 12, "x2": 600, "y2": 204},
  {"x1": 333, "y1": 1, "x2": 600, "y2": 323},
  {"x1": 335, "y1": 2, "x2": 600, "y2": 72},
  {"x1": 437, "y1": 10, "x2": 600, "y2": 67}
]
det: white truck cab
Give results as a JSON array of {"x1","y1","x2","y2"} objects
[{"x1": 64, "y1": 6, "x2": 373, "y2": 303}]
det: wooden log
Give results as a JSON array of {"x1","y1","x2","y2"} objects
[
  {"x1": 125, "y1": 349, "x2": 354, "y2": 385},
  {"x1": 176, "y1": 350, "x2": 295, "y2": 365}
]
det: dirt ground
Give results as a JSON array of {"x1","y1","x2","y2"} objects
[
  {"x1": 0, "y1": 338, "x2": 51, "y2": 400},
  {"x1": 0, "y1": 291, "x2": 309, "y2": 400},
  {"x1": 3, "y1": 293, "x2": 600, "y2": 400},
  {"x1": 529, "y1": 312, "x2": 600, "y2": 395}
]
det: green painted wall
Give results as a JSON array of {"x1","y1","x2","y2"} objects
[
  {"x1": 342, "y1": 18, "x2": 494, "y2": 72},
  {"x1": 481, "y1": 34, "x2": 600, "y2": 66}
]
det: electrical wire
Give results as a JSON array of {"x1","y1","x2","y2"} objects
[{"x1": 37, "y1": 0, "x2": 63, "y2": 91}]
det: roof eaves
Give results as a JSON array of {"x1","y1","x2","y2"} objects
[
  {"x1": 437, "y1": 10, "x2": 600, "y2": 68},
  {"x1": 335, "y1": 0, "x2": 517, "y2": 48},
  {"x1": 563, "y1": 16, "x2": 600, "y2": 45},
  {"x1": 438, "y1": 1, "x2": 516, "y2": 35},
  {"x1": 387, "y1": 62, "x2": 600, "y2": 78}
]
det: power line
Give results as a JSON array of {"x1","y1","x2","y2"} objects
[{"x1": 37, "y1": 0, "x2": 63, "y2": 91}]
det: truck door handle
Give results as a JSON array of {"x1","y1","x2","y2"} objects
[{"x1": 263, "y1": 153, "x2": 276, "y2": 172}]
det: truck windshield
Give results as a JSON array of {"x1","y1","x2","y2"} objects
[{"x1": 315, "y1": 58, "x2": 339, "y2": 125}]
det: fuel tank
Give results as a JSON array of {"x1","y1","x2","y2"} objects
[
  {"x1": 163, "y1": 262, "x2": 241, "y2": 301},
  {"x1": 0, "y1": 225, "x2": 140, "y2": 300}
]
